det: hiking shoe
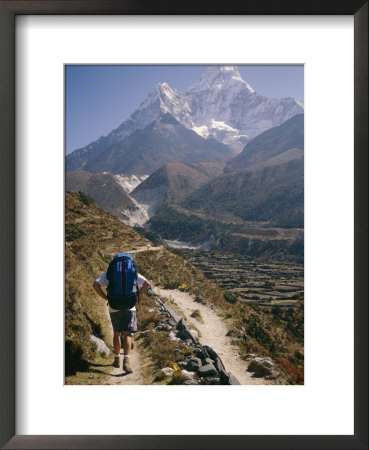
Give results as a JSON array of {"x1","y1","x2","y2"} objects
[
  {"x1": 113, "y1": 356, "x2": 120, "y2": 368},
  {"x1": 123, "y1": 358, "x2": 133, "y2": 373}
]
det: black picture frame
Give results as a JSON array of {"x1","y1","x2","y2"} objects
[{"x1": 0, "y1": 1, "x2": 367, "y2": 449}]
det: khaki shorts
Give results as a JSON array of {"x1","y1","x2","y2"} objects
[{"x1": 109, "y1": 310, "x2": 138, "y2": 333}]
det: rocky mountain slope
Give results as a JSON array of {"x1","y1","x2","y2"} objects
[
  {"x1": 65, "y1": 170, "x2": 147, "y2": 224},
  {"x1": 131, "y1": 161, "x2": 225, "y2": 216},
  {"x1": 66, "y1": 65, "x2": 303, "y2": 172},
  {"x1": 66, "y1": 113, "x2": 304, "y2": 258},
  {"x1": 113, "y1": 174, "x2": 148, "y2": 193},
  {"x1": 72, "y1": 113, "x2": 233, "y2": 175}
]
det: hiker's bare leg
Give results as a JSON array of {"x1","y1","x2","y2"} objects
[
  {"x1": 122, "y1": 331, "x2": 131, "y2": 356},
  {"x1": 113, "y1": 331, "x2": 121, "y2": 355}
]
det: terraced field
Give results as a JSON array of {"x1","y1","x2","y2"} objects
[{"x1": 179, "y1": 250, "x2": 304, "y2": 308}]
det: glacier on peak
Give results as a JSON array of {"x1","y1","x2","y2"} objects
[
  {"x1": 210, "y1": 120, "x2": 239, "y2": 133},
  {"x1": 192, "y1": 125, "x2": 210, "y2": 138}
]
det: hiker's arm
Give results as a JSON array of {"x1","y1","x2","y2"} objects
[
  {"x1": 138, "y1": 280, "x2": 151, "y2": 297},
  {"x1": 93, "y1": 281, "x2": 108, "y2": 301}
]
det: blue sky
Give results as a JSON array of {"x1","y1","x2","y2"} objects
[{"x1": 65, "y1": 65, "x2": 304, "y2": 155}]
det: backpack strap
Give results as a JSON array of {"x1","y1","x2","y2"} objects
[{"x1": 134, "y1": 266, "x2": 139, "y2": 301}]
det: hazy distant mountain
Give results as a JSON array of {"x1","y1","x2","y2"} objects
[
  {"x1": 66, "y1": 65, "x2": 303, "y2": 172},
  {"x1": 226, "y1": 114, "x2": 304, "y2": 171},
  {"x1": 65, "y1": 171, "x2": 148, "y2": 225},
  {"x1": 75, "y1": 113, "x2": 233, "y2": 175},
  {"x1": 131, "y1": 161, "x2": 226, "y2": 216}
]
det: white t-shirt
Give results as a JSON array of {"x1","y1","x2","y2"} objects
[{"x1": 96, "y1": 272, "x2": 148, "y2": 313}]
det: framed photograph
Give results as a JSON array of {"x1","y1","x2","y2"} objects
[{"x1": 1, "y1": 1, "x2": 367, "y2": 449}]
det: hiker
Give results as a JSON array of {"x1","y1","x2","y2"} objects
[{"x1": 93, "y1": 253, "x2": 150, "y2": 373}]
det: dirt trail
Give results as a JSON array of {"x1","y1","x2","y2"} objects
[
  {"x1": 102, "y1": 306, "x2": 146, "y2": 385},
  {"x1": 154, "y1": 287, "x2": 273, "y2": 385},
  {"x1": 95, "y1": 245, "x2": 163, "y2": 385},
  {"x1": 102, "y1": 244, "x2": 274, "y2": 385},
  {"x1": 106, "y1": 345, "x2": 145, "y2": 385},
  {"x1": 130, "y1": 245, "x2": 163, "y2": 254}
]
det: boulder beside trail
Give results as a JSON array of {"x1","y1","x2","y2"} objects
[
  {"x1": 155, "y1": 323, "x2": 172, "y2": 332},
  {"x1": 89, "y1": 335, "x2": 110, "y2": 356},
  {"x1": 247, "y1": 357, "x2": 276, "y2": 377},
  {"x1": 157, "y1": 367, "x2": 175, "y2": 379},
  {"x1": 242, "y1": 353, "x2": 256, "y2": 360},
  {"x1": 181, "y1": 370, "x2": 197, "y2": 381},
  {"x1": 228, "y1": 373, "x2": 241, "y2": 385},
  {"x1": 198, "y1": 363, "x2": 218, "y2": 377},
  {"x1": 168, "y1": 331, "x2": 181, "y2": 342},
  {"x1": 186, "y1": 357, "x2": 202, "y2": 371},
  {"x1": 176, "y1": 319, "x2": 198, "y2": 344}
]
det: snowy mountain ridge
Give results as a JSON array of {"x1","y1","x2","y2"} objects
[{"x1": 67, "y1": 65, "x2": 304, "y2": 163}]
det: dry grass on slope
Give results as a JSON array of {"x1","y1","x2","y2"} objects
[{"x1": 65, "y1": 191, "x2": 150, "y2": 379}]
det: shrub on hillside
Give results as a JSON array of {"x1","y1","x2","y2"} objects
[
  {"x1": 224, "y1": 292, "x2": 238, "y2": 304},
  {"x1": 78, "y1": 191, "x2": 95, "y2": 206},
  {"x1": 141, "y1": 331, "x2": 193, "y2": 369},
  {"x1": 164, "y1": 280, "x2": 180, "y2": 289},
  {"x1": 276, "y1": 357, "x2": 304, "y2": 385},
  {"x1": 65, "y1": 222, "x2": 86, "y2": 241},
  {"x1": 178, "y1": 283, "x2": 188, "y2": 292}
]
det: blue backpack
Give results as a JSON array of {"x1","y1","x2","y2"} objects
[{"x1": 106, "y1": 253, "x2": 138, "y2": 310}]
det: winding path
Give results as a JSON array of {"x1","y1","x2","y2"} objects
[
  {"x1": 153, "y1": 288, "x2": 274, "y2": 385},
  {"x1": 102, "y1": 243, "x2": 279, "y2": 385}
]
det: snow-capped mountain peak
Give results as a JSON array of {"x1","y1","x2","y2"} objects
[
  {"x1": 187, "y1": 65, "x2": 254, "y2": 95},
  {"x1": 66, "y1": 65, "x2": 304, "y2": 170},
  {"x1": 182, "y1": 66, "x2": 303, "y2": 151},
  {"x1": 154, "y1": 82, "x2": 176, "y2": 99},
  {"x1": 137, "y1": 82, "x2": 194, "y2": 128},
  {"x1": 139, "y1": 82, "x2": 177, "y2": 109}
]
